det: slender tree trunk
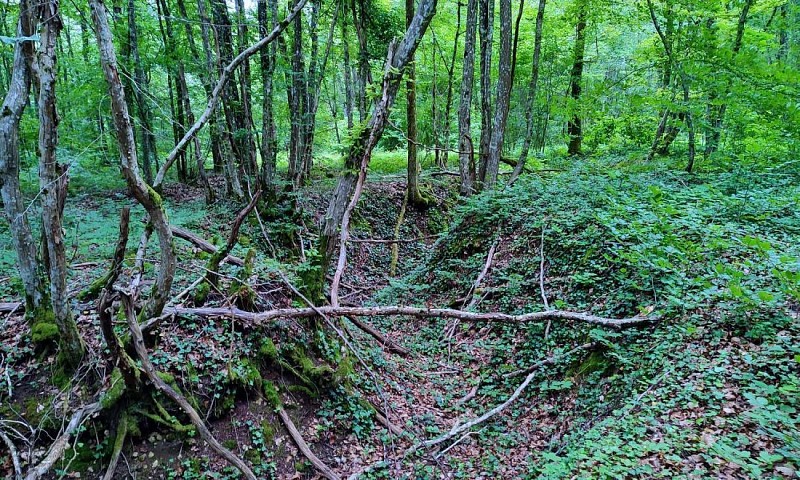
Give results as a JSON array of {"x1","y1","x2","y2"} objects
[
  {"x1": 567, "y1": 0, "x2": 587, "y2": 156},
  {"x1": 341, "y1": 3, "x2": 355, "y2": 130},
  {"x1": 440, "y1": 2, "x2": 462, "y2": 170},
  {"x1": 0, "y1": 0, "x2": 52, "y2": 326},
  {"x1": 34, "y1": 0, "x2": 84, "y2": 365},
  {"x1": 458, "y1": 0, "x2": 478, "y2": 195},
  {"x1": 128, "y1": 0, "x2": 158, "y2": 184},
  {"x1": 477, "y1": 0, "x2": 494, "y2": 183},
  {"x1": 510, "y1": 0, "x2": 546, "y2": 183},
  {"x1": 235, "y1": 0, "x2": 258, "y2": 176},
  {"x1": 406, "y1": 0, "x2": 426, "y2": 206},
  {"x1": 703, "y1": 0, "x2": 754, "y2": 159},
  {"x1": 352, "y1": 0, "x2": 372, "y2": 121},
  {"x1": 90, "y1": 0, "x2": 176, "y2": 319},
  {"x1": 320, "y1": 0, "x2": 437, "y2": 267},
  {"x1": 484, "y1": 0, "x2": 514, "y2": 188},
  {"x1": 258, "y1": 0, "x2": 279, "y2": 198}
]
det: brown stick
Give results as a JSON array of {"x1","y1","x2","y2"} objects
[
  {"x1": 345, "y1": 315, "x2": 410, "y2": 355},
  {"x1": 120, "y1": 293, "x2": 257, "y2": 480},
  {"x1": 171, "y1": 226, "x2": 244, "y2": 266},
  {"x1": 277, "y1": 407, "x2": 341, "y2": 480},
  {"x1": 161, "y1": 305, "x2": 656, "y2": 330}
]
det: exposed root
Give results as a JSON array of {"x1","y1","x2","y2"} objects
[
  {"x1": 101, "y1": 410, "x2": 128, "y2": 480},
  {"x1": 120, "y1": 293, "x2": 257, "y2": 480}
]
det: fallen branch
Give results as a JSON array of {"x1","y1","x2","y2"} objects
[
  {"x1": 101, "y1": 410, "x2": 127, "y2": 480},
  {"x1": 277, "y1": 407, "x2": 341, "y2": 480},
  {"x1": 345, "y1": 315, "x2": 410, "y2": 355},
  {"x1": 0, "y1": 428, "x2": 22, "y2": 480},
  {"x1": 0, "y1": 302, "x2": 23, "y2": 314},
  {"x1": 162, "y1": 305, "x2": 656, "y2": 330},
  {"x1": 204, "y1": 191, "x2": 260, "y2": 287},
  {"x1": 171, "y1": 226, "x2": 244, "y2": 266},
  {"x1": 24, "y1": 401, "x2": 102, "y2": 480},
  {"x1": 409, "y1": 343, "x2": 595, "y2": 454},
  {"x1": 120, "y1": 293, "x2": 257, "y2": 480}
]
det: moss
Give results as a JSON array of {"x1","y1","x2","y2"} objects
[
  {"x1": 334, "y1": 355, "x2": 355, "y2": 386},
  {"x1": 259, "y1": 338, "x2": 279, "y2": 361},
  {"x1": 261, "y1": 420, "x2": 276, "y2": 443},
  {"x1": 101, "y1": 368, "x2": 127, "y2": 408},
  {"x1": 194, "y1": 282, "x2": 210, "y2": 306},
  {"x1": 157, "y1": 371, "x2": 176, "y2": 385},
  {"x1": 290, "y1": 346, "x2": 334, "y2": 385},
  {"x1": 146, "y1": 184, "x2": 164, "y2": 209},
  {"x1": 222, "y1": 439, "x2": 238, "y2": 450},
  {"x1": 31, "y1": 321, "x2": 59, "y2": 344},
  {"x1": 229, "y1": 359, "x2": 262, "y2": 390},
  {"x1": 262, "y1": 381, "x2": 282, "y2": 409},
  {"x1": 245, "y1": 448, "x2": 262, "y2": 465},
  {"x1": 287, "y1": 384, "x2": 316, "y2": 398},
  {"x1": 568, "y1": 350, "x2": 609, "y2": 378},
  {"x1": 126, "y1": 414, "x2": 142, "y2": 438},
  {"x1": 77, "y1": 273, "x2": 108, "y2": 301}
]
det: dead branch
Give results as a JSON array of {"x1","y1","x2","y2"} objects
[
  {"x1": 345, "y1": 315, "x2": 410, "y2": 355},
  {"x1": 162, "y1": 305, "x2": 656, "y2": 330},
  {"x1": 0, "y1": 428, "x2": 22, "y2": 480},
  {"x1": 120, "y1": 293, "x2": 257, "y2": 480},
  {"x1": 413, "y1": 343, "x2": 594, "y2": 453},
  {"x1": 277, "y1": 407, "x2": 341, "y2": 480},
  {"x1": 171, "y1": 226, "x2": 244, "y2": 266},
  {"x1": 0, "y1": 302, "x2": 23, "y2": 314},
  {"x1": 464, "y1": 239, "x2": 499, "y2": 310},
  {"x1": 205, "y1": 191, "x2": 261, "y2": 287},
  {"x1": 24, "y1": 402, "x2": 102, "y2": 480}
]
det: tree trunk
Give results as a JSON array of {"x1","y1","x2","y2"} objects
[
  {"x1": 258, "y1": 0, "x2": 279, "y2": 198},
  {"x1": 235, "y1": 0, "x2": 258, "y2": 176},
  {"x1": 406, "y1": 0, "x2": 426, "y2": 206},
  {"x1": 510, "y1": 0, "x2": 546, "y2": 183},
  {"x1": 567, "y1": 0, "x2": 587, "y2": 156},
  {"x1": 0, "y1": 0, "x2": 52, "y2": 326},
  {"x1": 458, "y1": 0, "x2": 478, "y2": 195},
  {"x1": 128, "y1": 0, "x2": 158, "y2": 184},
  {"x1": 90, "y1": 0, "x2": 177, "y2": 319},
  {"x1": 703, "y1": 0, "x2": 754, "y2": 159},
  {"x1": 440, "y1": 2, "x2": 462, "y2": 170},
  {"x1": 477, "y1": 0, "x2": 494, "y2": 183},
  {"x1": 320, "y1": 0, "x2": 437, "y2": 267},
  {"x1": 484, "y1": 0, "x2": 514, "y2": 188},
  {"x1": 341, "y1": 3, "x2": 355, "y2": 130},
  {"x1": 34, "y1": 0, "x2": 84, "y2": 366}
]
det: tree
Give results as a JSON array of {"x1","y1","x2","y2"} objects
[
  {"x1": 406, "y1": 0, "x2": 427, "y2": 206},
  {"x1": 35, "y1": 0, "x2": 84, "y2": 365},
  {"x1": 458, "y1": 0, "x2": 478, "y2": 194},
  {"x1": 566, "y1": 0, "x2": 588, "y2": 156}
]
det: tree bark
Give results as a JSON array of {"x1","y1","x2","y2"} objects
[
  {"x1": 484, "y1": 0, "x2": 514, "y2": 188},
  {"x1": 258, "y1": 0, "x2": 279, "y2": 197},
  {"x1": 567, "y1": 0, "x2": 587, "y2": 156},
  {"x1": 477, "y1": 0, "x2": 494, "y2": 183},
  {"x1": 127, "y1": 0, "x2": 158, "y2": 184},
  {"x1": 510, "y1": 0, "x2": 546, "y2": 183},
  {"x1": 90, "y1": 0, "x2": 177, "y2": 319},
  {"x1": 34, "y1": 0, "x2": 84, "y2": 365},
  {"x1": 406, "y1": 0, "x2": 426, "y2": 206},
  {"x1": 0, "y1": 0, "x2": 51, "y2": 323},
  {"x1": 458, "y1": 0, "x2": 478, "y2": 195}
]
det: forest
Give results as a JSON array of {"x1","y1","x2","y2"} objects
[{"x1": 0, "y1": 0, "x2": 798, "y2": 477}]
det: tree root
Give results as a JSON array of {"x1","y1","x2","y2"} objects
[
  {"x1": 120, "y1": 293, "x2": 257, "y2": 480},
  {"x1": 101, "y1": 410, "x2": 127, "y2": 480}
]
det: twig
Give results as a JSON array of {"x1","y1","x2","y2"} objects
[
  {"x1": 455, "y1": 384, "x2": 479, "y2": 406},
  {"x1": 539, "y1": 226, "x2": 552, "y2": 339},
  {"x1": 435, "y1": 429, "x2": 482, "y2": 459},
  {"x1": 120, "y1": 293, "x2": 257, "y2": 480},
  {"x1": 277, "y1": 407, "x2": 341, "y2": 480}
]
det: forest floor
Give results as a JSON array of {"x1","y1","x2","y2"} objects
[{"x1": 1, "y1": 162, "x2": 799, "y2": 479}]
